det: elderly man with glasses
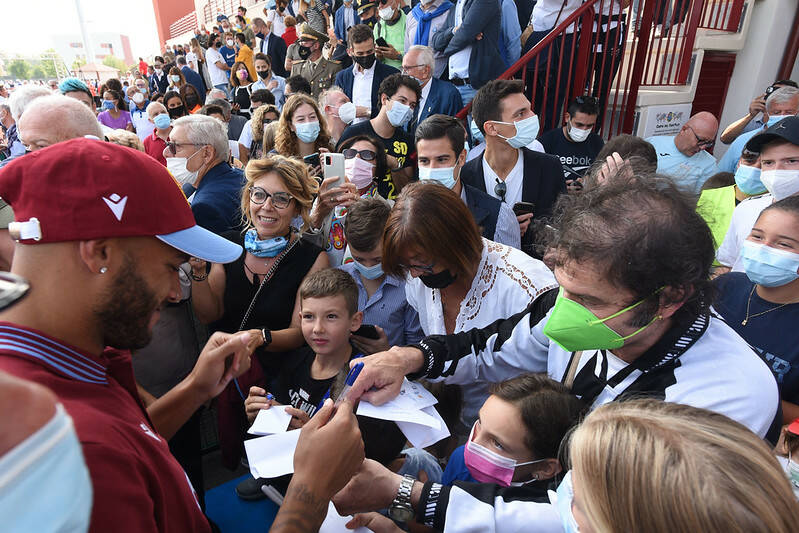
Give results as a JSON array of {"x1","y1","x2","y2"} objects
[
  {"x1": 163, "y1": 114, "x2": 245, "y2": 235},
  {"x1": 645, "y1": 111, "x2": 720, "y2": 197}
]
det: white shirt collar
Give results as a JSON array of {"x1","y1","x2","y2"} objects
[{"x1": 355, "y1": 61, "x2": 377, "y2": 76}]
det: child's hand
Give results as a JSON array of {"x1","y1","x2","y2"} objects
[
  {"x1": 285, "y1": 406, "x2": 311, "y2": 429},
  {"x1": 245, "y1": 386, "x2": 274, "y2": 423}
]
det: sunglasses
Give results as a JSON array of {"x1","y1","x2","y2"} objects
[
  {"x1": 249, "y1": 186, "x2": 293, "y2": 209},
  {"x1": 165, "y1": 141, "x2": 203, "y2": 156},
  {"x1": 342, "y1": 148, "x2": 377, "y2": 161},
  {"x1": 494, "y1": 179, "x2": 507, "y2": 202}
]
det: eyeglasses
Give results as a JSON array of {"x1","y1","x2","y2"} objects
[
  {"x1": 574, "y1": 95, "x2": 598, "y2": 106},
  {"x1": 342, "y1": 148, "x2": 376, "y2": 161},
  {"x1": 687, "y1": 126, "x2": 715, "y2": 148},
  {"x1": 398, "y1": 260, "x2": 435, "y2": 274},
  {"x1": 165, "y1": 141, "x2": 204, "y2": 156},
  {"x1": 402, "y1": 65, "x2": 426, "y2": 74},
  {"x1": 494, "y1": 179, "x2": 507, "y2": 202},
  {"x1": 249, "y1": 186, "x2": 294, "y2": 209}
]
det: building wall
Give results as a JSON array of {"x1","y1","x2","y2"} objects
[
  {"x1": 52, "y1": 33, "x2": 134, "y2": 66},
  {"x1": 151, "y1": 0, "x2": 196, "y2": 50}
]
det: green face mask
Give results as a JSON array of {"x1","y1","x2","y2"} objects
[{"x1": 543, "y1": 288, "x2": 661, "y2": 352}]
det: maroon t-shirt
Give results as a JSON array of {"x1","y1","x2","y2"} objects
[{"x1": 0, "y1": 323, "x2": 211, "y2": 533}]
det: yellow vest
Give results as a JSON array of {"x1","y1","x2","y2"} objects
[{"x1": 697, "y1": 185, "x2": 736, "y2": 256}]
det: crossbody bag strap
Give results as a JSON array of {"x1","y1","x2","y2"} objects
[{"x1": 562, "y1": 350, "x2": 583, "y2": 389}]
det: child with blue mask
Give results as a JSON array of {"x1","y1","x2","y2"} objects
[
  {"x1": 713, "y1": 195, "x2": 799, "y2": 423},
  {"x1": 337, "y1": 197, "x2": 424, "y2": 353}
]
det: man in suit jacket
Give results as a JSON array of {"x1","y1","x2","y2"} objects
[
  {"x1": 431, "y1": 0, "x2": 504, "y2": 105},
  {"x1": 253, "y1": 17, "x2": 289, "y2": 78},
  {"x1": 416, "y1": 114, "x2": 521, "y2": 248},
  {"x1": 176, "y1": 56, "x2": 206, "y2": 103},
  {"x1": 460, "y1": 80, "x2": 565, "y2": 255},
  {"x1": 335, "y1": 0, "x2": 361, "y2": 42},
  {"x1": 402, "y1": 45, "x2": 462, "y2": 137},
  {"x1": 334, "y1": 24, "x2": 399, "y2": 121}
]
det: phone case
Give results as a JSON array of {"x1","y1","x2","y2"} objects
[{"x1": 323, "y1": 152, "x2": 346, "y2": 187}]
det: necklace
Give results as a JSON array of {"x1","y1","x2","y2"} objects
[{"x1": 741, "y1": 285, "x2": 797, "y2": 325}]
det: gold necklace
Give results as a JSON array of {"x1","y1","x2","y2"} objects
[{"x1": 741, "y1": 285, "x2": 797, "y2": 326}]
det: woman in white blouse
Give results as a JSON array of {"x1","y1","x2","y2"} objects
[{"x1": 382, "y1": 182, "x2": 558, "y2": 437}]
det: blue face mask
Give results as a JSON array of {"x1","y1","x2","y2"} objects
[
  {"x1": 740, "y1": 240, "x2": 799, "y2": 287},
  {"x1": 295, "y1": 121, "x2": 320, "y2": 143},
  {"x1": 766, "y1": 115, "x2": 792, "y2": 127},
  {"x1": 101, "y1": 99, "x2": 116, "y2": 111},
  {"x1": 555, "y1": 471, "x2": 581, "y2": 533},
  {"x1": 387, "y1": 100, "x2": 413, "y2": 128},
  {"x1": 244, "y1": 228, "x2": 289, "y2": 257},
  {"x1": 493, "y1": 114, "x2": 540, "y2": 149},
  {"x1": 153, "y1": 113, "x2": 172, "y2": 129},
  {"x1": 734, "y1": 164, "x2": 765, "y2": 195},
  {"x1": 419, "y1": 165, "x2": 457, "y2": 189},
  {"x1": 353, "y1": 259, "x2": 384, "y2": 280},
  {"x1": 0, "y1": 404, "x2": 92, "y2": 532},
  {"x1": 470, "y1": 119, "x2": 484, "y2": 144}
]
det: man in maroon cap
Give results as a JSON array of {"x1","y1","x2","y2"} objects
[{"x1": 0, "y1": 138, "x2": 364, "y2": 533}]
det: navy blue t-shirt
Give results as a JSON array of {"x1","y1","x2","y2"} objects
[
  {"x1": 441, "y1": 445, "x2": 477, "y2": 485},
  {"x1": 713, "y1": 272, "x2": 799, "y2": 404}
]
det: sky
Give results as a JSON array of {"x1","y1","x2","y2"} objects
[{"x1": 0, "y1": 0, "x2": 161, "y2": 60}]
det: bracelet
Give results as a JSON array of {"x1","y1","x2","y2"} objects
[{"x1": 190, "y1": 271, "x2": 209, "y2": 282}]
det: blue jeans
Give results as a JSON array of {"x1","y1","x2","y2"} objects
[{"x1": 456, "y1": 84, "x2": 477, "y2": 107}]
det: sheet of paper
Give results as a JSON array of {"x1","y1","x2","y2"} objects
[
  {"x1": 356, "y1": 401, "x2": 441, "y2": 428},
  {"x1": 318, "y1": 502, "x2": 369, "y2": 533},
  {"x1": 248, "y1": 407, "x2": 293, "y2": 436},
  {"x1": 386, "y1": 379, "x2": 438, "y2": 411},
  {"x1": 395, "y1": 406, "x2": 450, "y2": 449},
  {"x1": 244, "y1": 429, "x2": 300, "y2": 479}
]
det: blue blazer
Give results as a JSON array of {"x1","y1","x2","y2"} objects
[
  {"x1": 180, "y1": 66, "x2": 206, "y2": 103},
  {"x1": 191, "y1": 162, "x2": 246, "y2": 235},
  {"x1": 431, "y1": 0, "x2": 504, "y2": 89},
  {"x1": 334, "y1": 5, "x2": 361, "y2": 42},
  {"x1": 463, "y1": 183, "x2": 500, "y2": 241},
  {"x1": 335, "y1": 61, "x2": 399, "y2": 118},
  {"x1": 258, "y1": 33, "x2": 289, "y2": 78},
  {"x1": 414, "y1": 77, "x2": 463, "y2": 128},
  {"x1": 149, "y1": 71, "x2": 169, "y2": 95}
]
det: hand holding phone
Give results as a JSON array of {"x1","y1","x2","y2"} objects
[{"x1": 512, "y1": 202, "x2": 535, "y2": 216}]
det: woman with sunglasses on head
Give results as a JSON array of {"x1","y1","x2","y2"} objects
[
  {"x1": 381, "y1": 182, "x2": 558, "y2": 438},
  {"x1": 713, "y1": 195, "x2": 799, "y2": 425},
  {"x1": 189, "y1": 155, "x2": 328, "y2": 470},
  {"x1": 309, "y1": 135, "x2": 387, "y2": 266}
]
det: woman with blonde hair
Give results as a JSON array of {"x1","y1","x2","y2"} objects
[
  {"x1": 106, "y1": 129, "x2": 145, "y2": 151},
  {"x1": 167, "y1": 66, "x2": 186, "y2": 91},
  {"x1": 190, "y1": 154, "x2": 328, "y2": 470},
  {"x1": 274, "y1": 93, "x2": 333, "y2": 175},
  {"x1": 560, "y1": 399, "x2": 799, "y2": 533}
]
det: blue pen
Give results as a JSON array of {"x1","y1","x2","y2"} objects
[
  {"x1": 266, "y1": 393, "x2": 274, "y2": 402},
  {"x1": 335, "y1": 362, "x2": 364, "y2": 406}
]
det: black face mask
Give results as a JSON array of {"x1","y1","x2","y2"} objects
[
  {"x1": 257, "y1": 69, "x2": 270, "y2": 79},
  {"x1": 168, "y1": 105, "x2": 186, "y2": 119},
  {"x1": 419, "y1": 269, "x2": 457, "y2": 289},
  {"x1": 352, "y1": 53, "x2": 376, "y2": 70},
  {"x1": 298, "y1": 45, "x2": 312, "y2": 60},
  {"x1": 186, "y1": 96, "x2": 199, "y2": 108}
]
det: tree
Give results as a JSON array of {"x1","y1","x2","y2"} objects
[
  {"x1": 7, "y1": 59, "x2": 31, "y2": 80},
  {"x1": 72, "y1": 58, "x2": 86, "y2": 71},
  {"x1": 39, "y1": 48, "x2": 63, "y2": 78},
  {"x1": 102, "y1": 55, "x2": 127, "y2": 73},
  {"x1": 31, "y1": 66, "x2": 46, "y2": 79}
]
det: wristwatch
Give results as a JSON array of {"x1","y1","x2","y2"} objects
[
  {"x1": 388, "y1": 475, "x2": 415, "y2": 523},
  {"x1": 260, "y1": 328, "x2": 272, "y2": 347}
]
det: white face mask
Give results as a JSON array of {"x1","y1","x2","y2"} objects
[
  {"x1": 568, "y1": 124, "x2": 591, "y2": 143},
  {"x1": 336, "y1": 101, "x2": 357, "y2": 124},
  {"x1": 132, "y1": 92, "x2": 145, "y2": 104},
  {"x1": 167, "y1": 149, "x2": 203, "y2": 186},
  {"x1": 379, "y1": 6, "x2": 395, "y2": 19},
  {"x1": 760, "y1": 169, "x2": 799, "y2": 201}
]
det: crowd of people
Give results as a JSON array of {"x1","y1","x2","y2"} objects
[{"x1": 1, "y1": 1, "x2": 799, "y2": 532}]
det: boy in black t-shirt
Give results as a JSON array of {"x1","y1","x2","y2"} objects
[{"x1": 246, "y1": 268, "x2": 364, "y2": 427}]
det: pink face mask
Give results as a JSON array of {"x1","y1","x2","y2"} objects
[
  {"x1": 345, "y1": 156, "x2": 375, "y2": 190},
  {"x1": 463, "y1": 421, "x2": 545, "y2": 486}
]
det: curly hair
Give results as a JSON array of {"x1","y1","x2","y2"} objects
[
  {"x1": 241, "y1": 154, "x2": 319, "y2": 231},
  {"x1": 251, "y1": 104, "x2": 280, "y2": 148},
  {"x1": 274, "y1": 93, "x2": 331, "y2": 157}
]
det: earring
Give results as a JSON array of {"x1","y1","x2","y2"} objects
[{"x1": 99, "y1": 267, "x2": 108, "y2": 274}]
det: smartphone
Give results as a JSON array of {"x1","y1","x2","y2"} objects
[
  {"x1": 323, "y1": 152, "x2": 346, "y2": 187},
  {"x1": 353, "y1": 324, "x2": 380, "y2": 339},
  {"x1": 513, "y1": 202, "x2": 535, "y2": 216},
  {"x1": 375, "y1": 37, "x2": 388, "y2": 48},
  {"x1": 303, "y1": 152, "x2": 320, "y2": 168}
]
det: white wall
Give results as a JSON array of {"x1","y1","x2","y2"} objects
[{"x1": 715, "y1": 0, "x2": 797, "y2": 158}]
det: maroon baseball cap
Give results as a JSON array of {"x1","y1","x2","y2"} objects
[{"x1": 0, "y1": 138, "x2": 242, "y2": 263}]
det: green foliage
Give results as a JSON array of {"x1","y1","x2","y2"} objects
[
  {"x1": 7, "y1": 59, "x2": 31, "y2": 80},
  {"x1": 31, "y1": 66, "x2": 46, "y2": 79},
  {"x1": 102, "y1": 55, "x2": 127, "y2": 72}
]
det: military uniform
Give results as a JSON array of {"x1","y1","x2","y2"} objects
[{"x1": 291, "y1": 57, "x2": 342, "y2": 99}]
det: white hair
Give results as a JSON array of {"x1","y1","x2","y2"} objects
[
  {"x1": 9, "y1": 85, "x2": 53, "y2": 121},
  {"x1": 146, "y1": 101, "x2": 167, "y2": 118},
  {"x1": 318, "y1": 85, "x2": 347, "y2": 108},
  {"x1": 766, "y1": 86, "x2": 799, "y2": 113},
  {"x1": 19, "y1": 94, "x2": 103, "y2": 139},
  {"x1": 406, "y1": 45, "x2": 435, "y2": 69},
  {"x1": 172, "y1": 114, "x2": 230, "y2": 161},
  {"x1": 208, "y1": 88, "x2": 228, "y2": 101}
]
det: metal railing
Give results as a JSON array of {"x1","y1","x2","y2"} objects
[
  {"x1": 457, "y1": 0, "x2": 745, "y2": 137},
  {"x1": 698, "y1": 0, "x2": 745, "y2": 32},
  {"x1": 170, "y1": 12, "x2": 198, "y2": 40},
  {"x1": 201, "y1": 0, "x2": 260, "y2": 26}
]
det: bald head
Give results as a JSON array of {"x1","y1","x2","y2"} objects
[
  {"x1": 687, "y1": 112, "x2": 718, "y2": 137},
  {"x1": 18, "y1": 95, "x2": 103, "y2": 152},
  {"x1": 675, "y1": 112, "x2": 718, "y2": 156}
]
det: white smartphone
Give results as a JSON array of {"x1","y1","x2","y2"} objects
[{"x1": 322, "y1": 152, "x2": 346, "y2": 187}]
